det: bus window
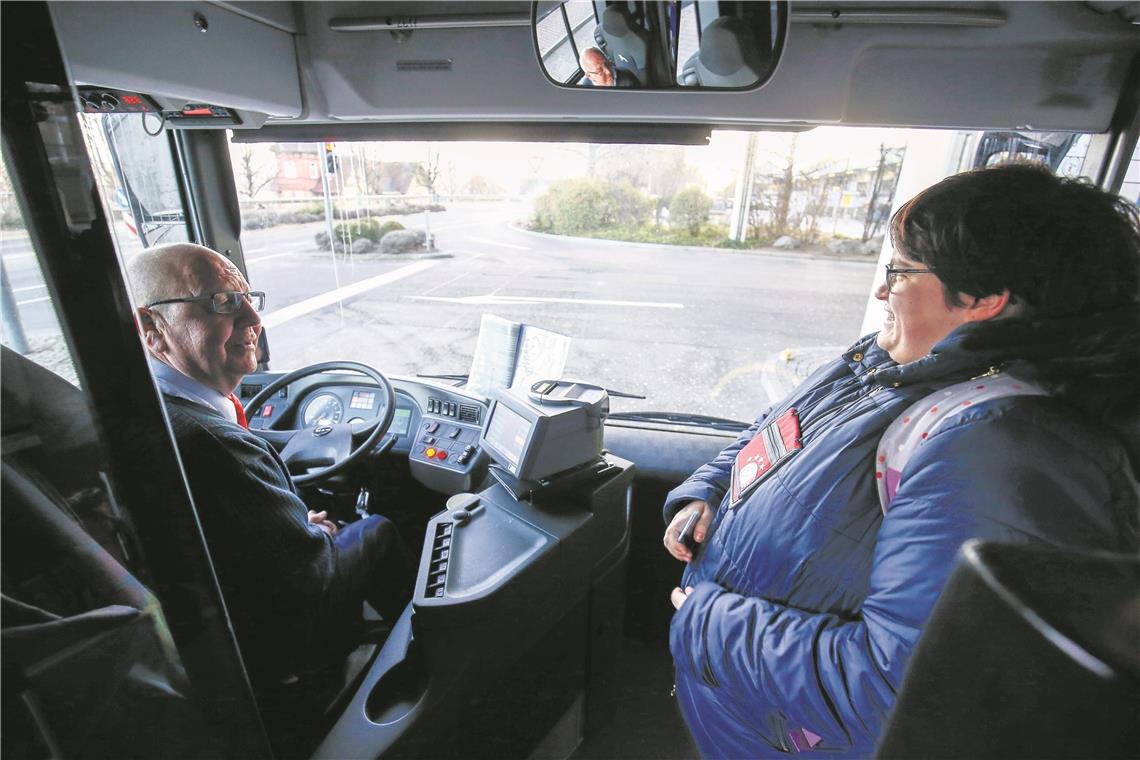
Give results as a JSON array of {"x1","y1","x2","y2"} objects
[
  {"x1": 0, "y1": 159, "x2": 78, "y2": 384},
  {"x1": 0, "y1": 148, "x2": 218, "y2": 757},
  {"x1": 78, "y1": 113, "x2": 191, "y2": 258}
]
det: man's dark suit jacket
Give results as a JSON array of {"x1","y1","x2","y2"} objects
[{"x1": 163, "y1": 395, "x2": 342, "y2": 683}]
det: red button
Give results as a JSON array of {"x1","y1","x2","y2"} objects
[
  {"x1": 262, "y1": 404, "x2": 274, "y2": 417},
  {"x1": 436, "y1": 450, "x2": 448, "y2": 460}
]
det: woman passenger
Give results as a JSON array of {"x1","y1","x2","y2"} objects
[{"x1": 662, "y1": 163, "x2": 1140, "y2": 759}]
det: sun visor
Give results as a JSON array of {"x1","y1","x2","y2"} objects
[{"x1": 47, "y1": 1, "x2": 302, "y2": 119}]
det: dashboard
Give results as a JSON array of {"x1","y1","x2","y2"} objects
[{"x1": 238, "y1": 371, "x2": 489, "y2": 494}]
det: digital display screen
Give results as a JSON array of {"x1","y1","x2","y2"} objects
[
  {"x1": 350, "y1": 389, "x2": 376, "y2": 410},
  {"x1": 391, "y1": 407, "x2": 411, "y2": 436},
  {"x1": 484, "y1": 403, "x2": 532, "y2": 469}
]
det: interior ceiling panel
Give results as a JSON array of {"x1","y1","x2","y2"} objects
[
  {"x1": 300, "y1": 1, "x2": 1139, "y2": 130},
  {"x1": 48, "y1": 1, "x2": 1140, "y2": 132}
]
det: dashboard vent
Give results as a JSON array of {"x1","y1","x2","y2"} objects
[
  {"x1": 458, "y1": 404, "x2": 480, "y2": 424},
  {"x1": 425, "y1": 522, "x2": 452, "y2": 598}
]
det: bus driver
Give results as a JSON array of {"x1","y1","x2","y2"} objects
[{"x1": 128, "y1": 243, "x2": 415, "y2": 697}]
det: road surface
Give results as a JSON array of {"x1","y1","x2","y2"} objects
[{"x1": 2, "y1": 202, "x2": 878, "y2": 421}]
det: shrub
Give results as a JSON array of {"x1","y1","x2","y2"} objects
[
  {"x1": 380, "y1": 229, "x2": 428, "y2": 253},
  {"x1": 530, "y1": 179, "x2": 651, "y2": 234},
  {"x1": 376, "y1": 220, "x2": 405, "y2": 238},
  {"x1": 669, "y1": 187, "x2": 711, "y2": 234},
  {"x1": 334, "y1": 217, "x2": 382, "y2": 243}
]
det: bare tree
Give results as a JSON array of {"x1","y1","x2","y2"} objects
[
  {"x1": 770, "y1": 134, "x2": 798, "y2": 237},
  {"x1": 649, "y1": 148, "x2": 688, "y2": 226},
  {"x1": 414, "y1": 148, "x2": 442, "y2": 201},
  {"x1": 237, "y1": 146, "x2": 275, "y2": 200}
]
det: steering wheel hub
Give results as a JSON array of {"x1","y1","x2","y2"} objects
[{"x1": 243, "y1": 361, "x2": 396, "y2": 485}]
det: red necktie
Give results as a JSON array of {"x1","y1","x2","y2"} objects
[{"x1": 227, "y1": 393, "x2": 249, "y2": 429}]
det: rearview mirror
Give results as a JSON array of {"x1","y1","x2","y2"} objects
[{"x1": 533, "y1": 1, "x2": 786, "y2": 90}]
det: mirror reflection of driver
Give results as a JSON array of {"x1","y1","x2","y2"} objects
[
  {"x1": 127, "y1": 243, "x2": 414, "y2": 699},
  {"x1": 580, "y1": 46, "x2": 638, "y2": 87},
  {"x1": 580, "y1": 47, "x2": 616, "y2": 86}
]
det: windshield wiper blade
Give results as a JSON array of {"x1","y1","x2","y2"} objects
[
  {"x1": 608, "y1": 411, "x2": 749, "y2": 432},
  {"x1": 416, "y1": 373, "x2": 470, "y2": 383}
]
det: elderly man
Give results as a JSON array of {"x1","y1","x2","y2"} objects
[
  {"x1": 128, "y1": 243, "x2": 413, "y2": 693},
  {"x1": 580, "y1": 46, "x2": 638, "y2": 87},
  {"x1": 662, "y1": 165, "x2": 1139, "y2": 758},
  {"x1": 580, "y1": 46, "x2": 615, "y2": 87}
]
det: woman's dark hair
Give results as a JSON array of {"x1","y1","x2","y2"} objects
[
  {"x1": 890, "y1": 163, "x2": 1140, "y2": 434},
  {"x1": 889, "y1": 163, "x2": 1140, "y2": 315}
]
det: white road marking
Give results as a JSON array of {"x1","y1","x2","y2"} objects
[
  {"x1": 247, "y1": 251, "x2": 302, "y2": 264},
  {"x1": 17, "y1": 296, "x2": 51, "y2": 305},
  {"x1": 468, "y1": 236, "x2": 530, "y2": 251},
  {"x1": 418, "y1": 254, "x2": 485, "y2": 296},
  {"x1": 410, "y1": 294, "x2": 683, "y2": 309},
  {"x1": 13, "y1": 284, "x2": 46, "y2": 292},
  {"x1": 260, "y1": 259, "x2": 441, "y2": 328}
]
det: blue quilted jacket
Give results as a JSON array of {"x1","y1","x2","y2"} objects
[{"x1": 664, "y1": 327, "x2": 1139, "y2": 759}]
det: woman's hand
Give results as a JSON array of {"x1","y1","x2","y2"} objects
[
  {"x1": 671, "y1": 585, "x2": 695, "y2": 610},
  {"x1": 663, "y1": 500, "x2": 713, "y2": 563}
]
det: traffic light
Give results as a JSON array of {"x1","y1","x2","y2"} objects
[{"x1": 324, "y1": 142, "x2": 336, "y2": 173}]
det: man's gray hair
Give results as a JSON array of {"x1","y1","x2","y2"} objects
[{"x1": 125, "y1": 243, "x2": 222, "y2": 307}]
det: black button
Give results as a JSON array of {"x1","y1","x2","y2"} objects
[{"x1": 448, "y1": 428, "x2": 460, "y2": 439}]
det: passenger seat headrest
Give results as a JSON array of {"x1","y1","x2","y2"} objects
[
  {"x1": 697, "y1": 16, "x2": 768, "y2": 87},
  {"x1": 601, "y1": 5, "x2": 636, "y2": 38}
]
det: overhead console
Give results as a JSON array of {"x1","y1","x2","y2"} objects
[
  {"x1": 316, "y1": 381, "x2": 635, "y2": 759},
  {"x1": 48, "y1": 1, "x2": 303, "y2": 121},
  {"x1": 294, "y1": 1, "x2": 1138, "y2": 132}
]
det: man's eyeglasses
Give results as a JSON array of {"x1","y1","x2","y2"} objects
[
  {"x1": 145, "y1": 291, "x2": 266, "y2": 314},
  {"x1": 884, "y1": 264, "x2": 934, "y2": 293}
]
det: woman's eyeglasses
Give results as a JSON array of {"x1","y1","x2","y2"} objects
[{"x1": 884, "y1": 264, "x2": 933, "y2": 293}]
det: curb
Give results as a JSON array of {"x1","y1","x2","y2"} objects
[{"x1": 508, "y1": 223, "x2": 876, "y2": 265}]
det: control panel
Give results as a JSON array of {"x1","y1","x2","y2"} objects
[
  {"x1": 411, "y1": 418, "x2": 481, "y2": 469},
  {"x1": 426, "y1": 396, "x2": 482, "y2": 424},
  {"x1": 409, "y1": 414, "x2": 487, "y2": 494}
]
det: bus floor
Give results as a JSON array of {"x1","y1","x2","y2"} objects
[{"x1": 572, "y1": 638, "x2": 699, "y2": 760}]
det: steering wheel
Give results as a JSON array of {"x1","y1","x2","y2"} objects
[{"x1": 243, "y1": 361, "x2": 396, "y2": 486}]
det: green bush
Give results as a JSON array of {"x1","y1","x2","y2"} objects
[
  {"x1": 546, "y1": 222, "x2": 729, "y2": 248},
  {"x1": 334, "y1": 217, "x2": 382, "y2": 243},
  {"x1": 376, "y1": 220, "x2": 405, "y2": 238},
  {"x1": 531, "y1": 179, "x2": 652, "y2": 234},
  {"x1": 669, "y1": 187, "x2": 711, "y2": 234}
]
